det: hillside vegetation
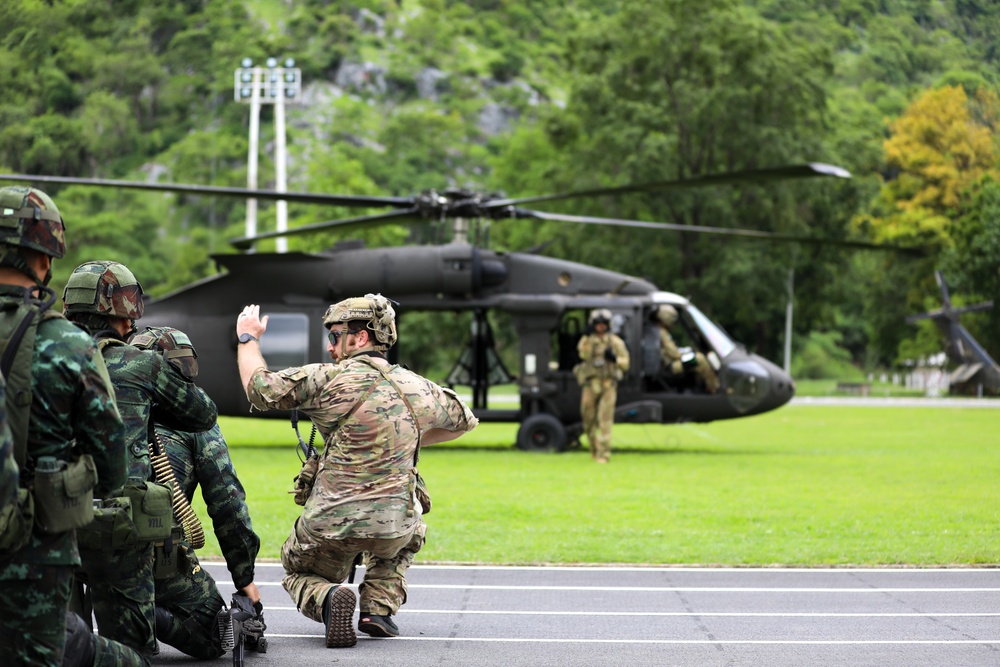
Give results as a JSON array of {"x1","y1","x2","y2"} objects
[{"x1": 1, "y1": 0, "x2": 998, "y2": 373}]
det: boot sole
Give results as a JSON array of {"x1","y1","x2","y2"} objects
[{"x1": 325, "y1": 587, "x2": 358, "y2": 648}]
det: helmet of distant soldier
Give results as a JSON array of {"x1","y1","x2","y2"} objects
[
  {"x1": 0, "y1": 186, "x2": 67, "y2": 264},
  {"x1": 322, "y1": 293, "x2": 397, "y2": 350},
  {"x1": 588, "y1": 308, "x2": 612, "y2": 326},
  {"x1": 656, "y1": 305, "x2": 678, "y2": 327},
  {"x1": 130, "y1": 326, "x2": 199, "y2": 380},
  {"x1": 63, "y1": 261, "x2": 144, "y2": 320}
]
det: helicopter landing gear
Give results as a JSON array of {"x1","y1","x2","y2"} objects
[{"x1": 516, "y1": 413, "x2": 568, "y2": 452}]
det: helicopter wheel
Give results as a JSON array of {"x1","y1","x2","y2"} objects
[{"x1": 516, "y1": 413, "x2": 569, "y2": 453}]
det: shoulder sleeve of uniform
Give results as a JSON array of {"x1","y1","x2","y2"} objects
[
  {"x1": 149, "y1": 352, "x2": 217, "y2": 432},
  {"x1": 246, "y1": 363, "x2": 340, "y2": 412}
]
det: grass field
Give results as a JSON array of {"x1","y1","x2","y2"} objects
[{"x1": 197, "y1": 405, "x2": 1000, "y2": 566}]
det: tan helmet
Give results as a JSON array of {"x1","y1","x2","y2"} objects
[
  {"x1": 130, "y1": 326, "x2": 199, "y2": 380},
  {"x1": 588, "y1": 308, "x2": 612, "y2": 326},
  {"x1": 323, "y1": 293, "x2": 397, "y2": 350},
  {"x1": 656, "y1": 305, "x2": 678, "y2": 326}
]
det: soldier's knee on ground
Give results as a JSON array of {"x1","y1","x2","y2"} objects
[{"x1": 63, "y1": 611, "x2": 97, "y2": 667}]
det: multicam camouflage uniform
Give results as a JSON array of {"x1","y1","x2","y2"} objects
[
  {"x1": 152, "y1": 423, "x2": 260, "y2": 659},
  {"x1": 64, "y1": 262, "x2": 217, "y2": 665},
  {"x1": 656, "y1": 305, "x2": 719, "y2": 394},
  {"x1": 0, "y1": 187, "x2": 144, "y2": 667},
  {"x1": 576, "y1": 322, "x2": 630, "y2": 462},
  {"x1": 245, "y1": 354, "x2": 478, "y2": 624}
]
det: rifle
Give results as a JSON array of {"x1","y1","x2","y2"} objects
[{"x1": 219, "y1": 591, "x2": 267, "y2": 667}]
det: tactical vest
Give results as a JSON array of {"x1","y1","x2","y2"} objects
[{"x1": 0, "y1": 288, "x2": 97, "y2": 554}]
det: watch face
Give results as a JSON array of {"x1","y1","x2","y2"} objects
[{"x1": 239, "y1": 333, "x2": 256, "y2": 344}]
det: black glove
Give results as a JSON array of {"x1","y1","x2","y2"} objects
[{"x1": 604, "y1": 347, "x2": 617, "y2": 363}]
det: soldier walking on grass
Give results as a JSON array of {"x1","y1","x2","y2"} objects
[
  {"x1": 575, "y1": 308, "x2": 630, "y2": 463},
  {"x1": 235, "y1": 294, "x2": 478, "y2": 647}
]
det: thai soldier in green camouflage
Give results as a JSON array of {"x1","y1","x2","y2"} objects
[
  {"x1": 0, "y1": 187, "x2": 145, "y2": 667},
  {"x1": 575, "y1": 308, "x2": 630, "y2": 463},
  {"x1": 63, "y1": 261, "x2": 217, "y2": 664},
  {"x1": 235, "y1": 294, "x2": 478, "y2": 648},
  {"x1": 0, "y1": 376, "x2": 14, "y2": 511},
  {"x1": 655, "y1": 305, "x2": 719, "y2": 394},
  {"x1": 129, "y1": 326, "x2": 261, "y2": 659}
]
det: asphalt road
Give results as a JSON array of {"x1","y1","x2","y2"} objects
[{"x1": 153, "y1": 562, "x2": 1000, "y2": 667}]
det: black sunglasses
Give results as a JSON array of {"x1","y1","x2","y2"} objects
[{"x1": 328, "y1": 328, "x2": 362, "y2": 345}]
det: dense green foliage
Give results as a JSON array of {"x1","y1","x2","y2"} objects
[
  {"x1": 207, "y1": 406, "x2": 1000, "y2": 564},
  {"x1": 1, "y1": 0, "x2": 999, "y2": 374}
]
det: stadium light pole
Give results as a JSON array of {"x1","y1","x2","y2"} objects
[{"x1": 234, "y1": 57, "x2": 301, "y2": 252}]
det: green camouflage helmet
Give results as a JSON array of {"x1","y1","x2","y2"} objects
[
  {"x1": 130, "y1": 326, "x2": 198, "y2": 380},
  {"x1": 63, "y1": 261, "x2": 144, "y2": 320},
  {"x1": 322, "y1": 293, "x2": 397, "y2": 350},
  {"x1": 0, "y1": 186, "x2": 67, "y2": 258}
]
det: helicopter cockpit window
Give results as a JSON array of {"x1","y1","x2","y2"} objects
[
  {"x1": 258, "y1": 313, "x2": 310, "y2": 370},
  {"x1": 684, "y1": 304, "x2": 736, "y2": 358}
]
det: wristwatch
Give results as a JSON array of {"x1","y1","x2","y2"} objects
[{"x1": 238, "y1": 333, "x2": 258, "y2": 344}]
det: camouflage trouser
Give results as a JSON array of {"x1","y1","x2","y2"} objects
[
  {"x1": 78, "y1": 542, "x2": 156, "y2": 663},
  {"x1": 581, "y1": 377, "x2": 617, "y2": 461},
  {"x1": 281, "y1": 516, "x2": 427, "y2": 622},
  {"x1": 0, "y1": 562, "x2": 72, "y2": 667},
  {"x1": 153, "y1": 548, "x2": 226, "y2": 659}
]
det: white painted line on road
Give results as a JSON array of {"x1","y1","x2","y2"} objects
[
  {"x1": 263, "y1": 634, "x2": 1000, "y2": 644},
  {"x1": 225, "y1": 562, "x2": 1000, "y2": 574},
  {"x1": 260, "y1": 606, "x2": 1000, "y2": 617},
  {"x1": 406, "y1": 585, "x2": 1000, "y2": 592}
]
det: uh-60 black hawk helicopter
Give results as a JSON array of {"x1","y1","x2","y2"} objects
[{"x1": 1, "y1": 163, "x2": 909, "y2": 451}]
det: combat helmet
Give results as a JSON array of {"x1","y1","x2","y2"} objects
[
  {"x1": 0, "y1": 186, "x2": 67, "y2": 259},
  {"x1": 656, "y1": 305, "x2": 678, "y2": 326},
  {"x1": 323, "y1": 293, "x2": 397, "y2": 351},
  {"x1": 131, "y1": 326, "x2": 199, "y2": 380},
  {"x1": 588, "y1": 308, "x2": 613, "y2": 326},
  {"x1": 63, "y1": 261, "x2": 144, "y2": 320}
]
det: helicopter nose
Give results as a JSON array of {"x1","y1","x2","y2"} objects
[{"x1": 721, "y1": 355, "x2": 796, "y2": 415}]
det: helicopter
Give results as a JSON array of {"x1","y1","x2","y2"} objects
[
  {"x1": 0, "y1": 164, "x2": 916, "y2": 451},
  {"x1": 907, "y1": 271, "x2": 999, "y2": 396}
]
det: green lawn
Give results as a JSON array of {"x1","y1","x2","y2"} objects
[{"x1": 198, "y1": 406, "x2": 1000, "y2": 566}]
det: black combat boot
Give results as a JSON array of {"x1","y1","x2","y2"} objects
[
  {"x1": 358, "y1": 612, "x2": 399, "y2": 638},
  {"x1": 323, "y1": 586, "x2": 357, "y2": 648}
]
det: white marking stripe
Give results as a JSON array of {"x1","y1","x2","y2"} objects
[
  {"x1": 250, "y1": 580, "x2": 1000, "y2": 592},
  {"x1": 263, "y1": 634, "x2": 1000, "y2": 644},
  {"x1": 261, "y1": 606, "x2": 1000, "y2": 617}
]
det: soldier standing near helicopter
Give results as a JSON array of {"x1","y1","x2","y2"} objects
[
  {"x1": 235, "y1": 294, "x2": 478, "y2": 648},
  {"x1": 575, "y1": 309, "x2": 629, "y2": 463}
]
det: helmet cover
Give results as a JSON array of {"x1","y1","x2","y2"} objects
[
  {"x1": 130, "y1": 326, "x2": 199, "y2": 380},
  {"x1": 63, "y1": 261, "x2": 144, "y2": 320},
  {"x1": 656, "y1": 305, "x2": 678, "y2": 326},
  {"x1": 0, "y1": 186, "x2": 66, "y2": 259},
  {"x1": 322, "y1": 293, "x2": 397, "y2": 350},
  {"x1": 588, "y1": 308, "x2": 612, "y2": 326}
]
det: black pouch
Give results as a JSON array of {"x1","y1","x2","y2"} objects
[{"x1": 414, "y1": 469, "x2": 432, "y2": 515}]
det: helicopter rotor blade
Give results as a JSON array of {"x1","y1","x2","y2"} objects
[
  {"x1": 0, "y1": 173, "x2": 414, "y2": 209},
  {"x1": 519, "y1": 209, "x2": 926, "y2": 255},
  {"x1": 484, "y1": 163, "x2": 851, "y2": 209},
  {"x1": 229, "y1": 207, "x2": 422, "y2": 249}
]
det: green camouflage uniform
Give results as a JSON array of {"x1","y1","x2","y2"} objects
[
  {"x1": 576, "y1": 332, "x2": 630, "y2": 461},
  {"x1": 0, "y1": 375, "x2": 15, "y2": 510},
  {"x1": 152, "y1": 422, "x2": 260, "y2": 659},
  {"x1": 245, "y1": 353, "x2": 477, "y2": 622},
  {"x1": 77, "y1": 335, "x2": 217, "y2": 664},
  {"x1": 0, "y1": 289, "x2": 132, "y2": 667}
]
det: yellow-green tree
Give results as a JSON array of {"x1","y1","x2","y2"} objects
[{"x1": 867, "y1": 84, "x2": 999, "y2": 247}]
